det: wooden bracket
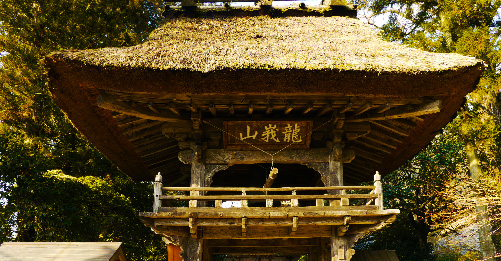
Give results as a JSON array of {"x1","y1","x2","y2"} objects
[
  {"x1": 337, "y1": 216, "x2": 351, "y2": 236},
  {"x1": 242, "y1": 217, "x2": 247, "y2": 237},
  {"x1": 291, "y1": 216, "x2": 298, "y2": 235},
  {"x1": 189, "y1": 218, "x2": 197, "y2": 238}
]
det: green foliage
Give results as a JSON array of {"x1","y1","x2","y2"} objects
[
  {"x1": 356, "y1": 122, "x2": 469, "y2": 260},
  {"x1": 0, "y1": 0, "x2": 170, "y2": 259},
  {"x1": 12, "y1": 170, "x2": 167, "y2": 260},
  {"x1": 359, "y1": 0, "x2": 501, "y2": 257}
]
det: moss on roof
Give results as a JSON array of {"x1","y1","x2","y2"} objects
[{"x1": 49, "y1": 15, "x2": 480, "y2": 73}]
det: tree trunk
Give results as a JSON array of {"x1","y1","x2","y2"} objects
[{"x1": 466, "y1": 143, "x2": 481, "y2": 181}]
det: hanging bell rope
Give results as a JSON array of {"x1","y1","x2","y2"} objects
[{"x1": 264, "y1": 167, "x2": 279, "y2": 188}]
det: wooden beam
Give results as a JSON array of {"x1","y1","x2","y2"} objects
[
  {"x1": 343, "y1": 122, "x2": 371, "y2": 132},
  {"x1": 178, "y1": 148, "x2": 356, "y2": 165},
  {"x1": 370, "y1": 129, "x2": 403, "y2": 144},
  {"x1": 343, "y1": 165, "x2": 369, "y2": 177},
  {"x1": 168, "y1": 103, "x2": 181, "y2": 116},
  {"x1": 412, "y1": 116, "x2": 424, "y2": 122},
  {"x1": 265, "y1": 103, "x2": 274, "y2": 115},
  {"x1": 189, "y1": 103, "x2": 198, "y2": 113},
  {"x1": 390, "y1": 118, "x2": 417, "y2": 129},
  {"x1": 122, "y1": 121, "x2": 163, "y2": 136},
  {"x1": 302, "y1": 103, "x2": 314, "y2": 115},
  {"x1": 349, "y1": 161, "x2": 376, "y2": 173},
  {"x1": 229, "y1": 103, "x2": 234, "y2": 115},
  {"x1": 284, "y1": 103, "x2": 294, "y2": 115},
  {"x1": 98, "y1": 94, "x2": 188, "y2": 122},
  {"x1": 248, "y1": 102, "x2": 253, "y2": 115},
  {"x1": 211, "y1": 246, "x2": 312, "y2": 255},
  {"x1": 207, "y1": 238, "x2": 315, "y2": 248},
  {"x1": 370, "y1": 121, "x2": 409, "y2": 137},
  {"x1": 375, "y1": 103, "x2": 391, "y2": 113},
  {"x1": 347, "y1": 100, "x2": 442, "y2": 122},
  {"x1": 128, "y1": 125, "x2": 163, "y2": 141},
  {"x1": 355, "y1": 139, "x2": 393, "y2": 154},
  {"x1": 119, "y1": 118, "x2": 147, "y2": 129},
  {"x1": 317, "y1": 103, "x2": 332, "y2": 117},
  {"x1": 148, "y1": 103, "x2": 160, "y2": 113},
  {"x1": 354, "y1": 102, "x2": 372, "y2": 116},
  {"x1": 362, "y1": 135, "x2": 398, "y2": 150},
  {"x1": 209, "y1": 103, "x2": 217, "y2": 116},
  {"x1": 350, "y1": 147, "x2": 383, "y2": 163},
  {"x1": 132, "y1": 135, "x2": 166, "y2": 148},
  {"x1": 139, "y1": 144, "x2": 178, "y2": 158},
  {"x1": 339, "y1": 103, "x2": 353, "y2": 113}
]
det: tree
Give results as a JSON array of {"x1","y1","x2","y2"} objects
[
  {"x1": 0, "y1": 1, "x2": 169, "y2": 259},
  {"x1": 357, "y1": 0, "x2": 501, "y2": 258}
]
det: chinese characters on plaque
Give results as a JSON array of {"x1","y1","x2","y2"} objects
[{"x1": 224, "y1": 121, "x2": 312, "y2": 150}]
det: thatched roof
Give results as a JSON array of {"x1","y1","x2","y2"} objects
[
  {"x1": 45, "y1": 12, "x2": 483, "y2": 183},
  {"x1": 51, "y1": 16, "x2": 478, "y2": 73}
]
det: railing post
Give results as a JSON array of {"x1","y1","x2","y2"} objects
[
  {"x1": 340, "y1": 190, "x2": 349, "y2": 206},
  {"x1": 291, "y1": 190, "x2": 299, "y2": 207},
  {"x1": 242, "y1": 189, "x2": 248, "y2": 208},
  {"x1": 153, "y1": 172, "x2": 163, "y2": 213},
  {"x1": 189, "y1": 188, "x2": 199, "y2": 208},
  {"x1": 374, "y1": 171, "x2": 383, "y2": 210}
]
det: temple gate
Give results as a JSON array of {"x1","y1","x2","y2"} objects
[{"x1": 45, "y1": 1, "x2": 483, "y2": 260}]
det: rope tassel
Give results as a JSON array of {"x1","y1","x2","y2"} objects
[{"x1": 264, "y1": 167, "x2": 279, "y2": 188}]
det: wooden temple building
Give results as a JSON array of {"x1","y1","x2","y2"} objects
[{"x1": 44, "y1": 1, "x2": 483, "y2": 260}]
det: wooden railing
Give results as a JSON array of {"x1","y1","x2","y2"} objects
[{"x1": 153, "y1": 172, "x2": 384, "y2": 213}]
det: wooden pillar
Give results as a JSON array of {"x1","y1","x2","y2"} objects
[
  {"x1": 330, "y1": 235, "x2": 356, "y2": 261},
  {"x1": 323, "y1": 131, "x2": 344, "y2": 188},
  {"x1": 190, "y1": 145, "x2": 206, "y2": 208},
  {"x1": 202, "y1": 239, "x2": 211, "y2": 261},
  {"x1": 180, "y1": 237, "x2": 202, "y2": 261},
  {"x1": 326, "y1": 132, "x2": 344, "y2": 207},
  {"x1": 168, "y1": 244, "x2": 182, "y2": 261}
]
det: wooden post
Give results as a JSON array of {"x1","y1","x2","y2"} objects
[
  {"x1": 167, "y1": 244, "x2": 182, "y2": 261},
  {"x1": 331, "y1": 236, "x2": 346, "y2": 261},
  {"x1": 180, "y1": 237, "x2": 202, "y2": 261},
  {"x1": 190, "y1": 146, "x2": 205, "y2": 208},
  {"x1": 374, "y1": 171, "x2": 383, "y2": 211},
  {"x1": 330, "y1": 236, "x2": 356, "y2": 261},
  {"x1": 241, "y1": 190, "x2": 248, "y2": 208},
  {"x1": 202, "y1": 239, "x2": 211, "y2": 261},
  {"x1": 154, "y1": 172, "x2": 163, "y2": 213},
  {"x1": 326, "y1": 133, "x2": 343, "y2": 207},
  {"x1": 328, "y1": 143, "x2": 343, "y2": 187},
  {"x1": 291, "y1": 190, "x2": 299, "y2": 207}
]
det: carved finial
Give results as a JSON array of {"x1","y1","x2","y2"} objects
[
  {"x1": 374, "y1": 171, "x2": 381, "y2": 182},
  {"x1": 155, "y1": 172, "x2": 163, "y2": 182}
]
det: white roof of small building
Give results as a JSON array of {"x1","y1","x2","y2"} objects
[{"x1": 0, "y1": 242, "x2": 126, "y2": 261}]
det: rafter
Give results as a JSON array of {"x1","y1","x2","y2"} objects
[
  {"x1": 98, "y1": 94, "x2": 187, "y2": 122},
  {"x1": 316, "y1": 103, "x2": 332, "y2": 117},
  {"x1": 370, "y1": 121, "x2": 409, "y2": 137},
  {"x1": 355, "y1": 139, "x2": 393, "y2": 154},
  {"x1": 347, "y1": 100, "x2": 441, "y2": 122},
  {"x1": 248, "y1": 102, "x2": 254, "y2": 115},
  {"x1": 284, "y1": 103, "x2": 294, "y2": 115},
  {"x1": 339, "y1": 103, "x2": 353, "y2": 113},
  {"x1": 302, "y1": 103, "x2": 314, "y2": 115},
  {"x1": 265, "y1": 103, "x2": 274, "y2": 115},
  {"x1": 375, "y1": 103, "x2": 391, "y2": 113},
  {"x1": 354, "y1": 102, "x2": 373, "y2": 116}
]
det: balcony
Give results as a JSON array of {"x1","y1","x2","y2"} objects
[{"x1": 140, "y1": 173, "x2": 399, "y2": 242}]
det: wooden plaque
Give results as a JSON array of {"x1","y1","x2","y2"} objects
[{"x1": 223, "y1": 121, "x2": 312, "y2": 150}]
